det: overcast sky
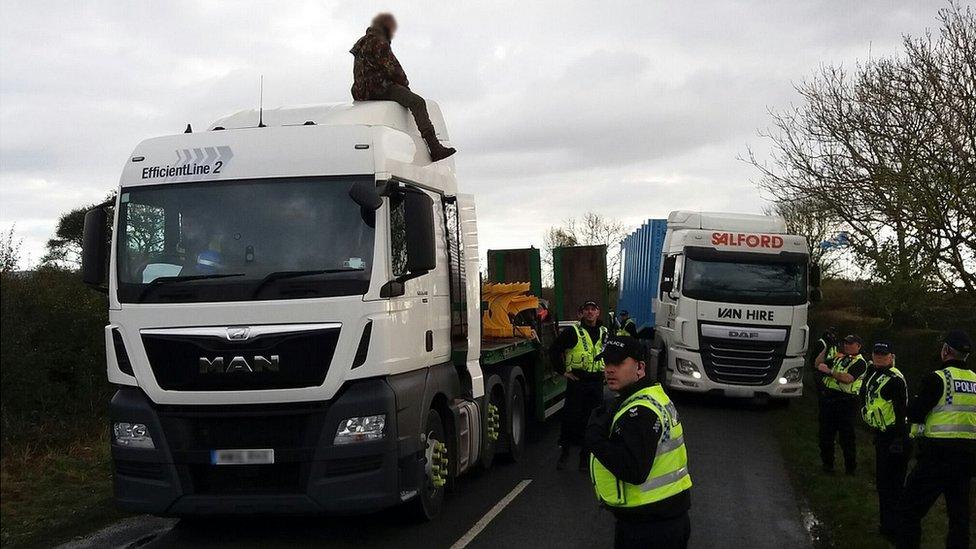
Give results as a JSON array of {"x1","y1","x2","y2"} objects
[{"x1": 0, "y1": 0, "x2": 951, "y2": 267}]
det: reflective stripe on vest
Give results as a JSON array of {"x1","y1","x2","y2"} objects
[
  {"x1": 616, "y1": 319, "x2": 636, "y2": 337},
  {"x1": 818, "y1": 339, "x2": 838, "y2": 362},
  {"x1": 823, "y1": 354, "x2": 865, "y2": 394},
  {"x1": 861, "y1": 366, "x2": 905, "y2": 431},
  {"x1": 590, "y1": 385, "x2": 692, "y2": 508},
  {"x1": 918, "y1": 367, "x2": 976, "y2": 440},
  {"x1": 565, "y1": 324, "x2": 607, "y2": 373}
]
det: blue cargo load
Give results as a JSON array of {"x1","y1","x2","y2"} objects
[{"x1": 617, "y1": 219, "x2": 667, "y2": 329}]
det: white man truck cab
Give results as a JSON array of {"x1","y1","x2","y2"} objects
[
  {"x1": 81, "y1": 102, "x2": 547, "y2": 519},
  {"x1": 652, "y1": 211, "x2": 820, "y2": 399}
]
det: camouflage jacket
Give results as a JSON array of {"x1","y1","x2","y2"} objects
[{"x1": 350, "y1": 25, "x2": 409, "y2": 100}]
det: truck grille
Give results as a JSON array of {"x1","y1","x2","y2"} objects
[
  {"x1": 699, "y1": 328, "x2": 788, "y2": 386},
  {"x1": 158, "y1": 402, "x2": 328, "y2": 496},
  {"x1": 142, "y1": 326, "x2": 339, "y2": 391}
]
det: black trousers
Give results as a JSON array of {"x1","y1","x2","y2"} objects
[
  {"x1": 897, "y1": 449, "x2": 974, "y2": 549},
  {"x1": 873, "y1": 431, "x2": 911, "y2": 535},
  {"x1": 614, "y1": 513, "x2": 691, "y2": 549},
  {"x1": 818, "y1": 396, "x2": 858, "y2": 471},
  {"x1": 559, "y1": 377, "x2": 603, "y2": 447},
  {"x1": 376, "y1": 84, "x2": 437, "y2": 139}
]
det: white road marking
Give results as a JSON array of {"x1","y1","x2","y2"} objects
[{"x1": 450, "y1": 479, "x2": 532, "y2": 549}]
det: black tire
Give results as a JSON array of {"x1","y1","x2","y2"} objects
[
  {"x1": 501, "y1": 376, "x2": 526, "y2": 463},
  {"x1": 408, "y1": 408, "x2": 447, "y2": 521},
  {"x1": 477, "y1": 375, "x2": 504, "y2": 471}
]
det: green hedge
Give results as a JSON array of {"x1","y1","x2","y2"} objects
[{"x1": 0, "y1": 268, "x2": 110, "y2": 449}]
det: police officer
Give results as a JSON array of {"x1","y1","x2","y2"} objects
[
  {"x1": 898, "y1": 330, "x2": 976, "y2": 549},
  {"x1": 811, "y1": 327, "x2": 839, "y2": 396},
  {"x1": 816, "y1": 334, "x2": 868, "y2": 474},
  {"x1": 550, "y1": 300, "x2": 608, "y2": 470},
  {"x1": 859, "y1": 340, "x2": 909, "y2": 540},
  {"x1": 616, "y1": 310, "x2": 638, "y2": 337},
  {"x1": 586, "y1": 336, "x2": 692, "y2": 549}
]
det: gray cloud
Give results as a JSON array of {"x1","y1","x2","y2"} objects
[{"x1": 0, "y1": 0, "x2": 947, "y2": 266}]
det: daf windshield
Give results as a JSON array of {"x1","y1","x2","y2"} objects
[
  {"x1": 116, "y1": 176, "x2": 375, "y2": 303},
  {"x1": 682, "y1": 248, "x2": 807, "y2": 306}
]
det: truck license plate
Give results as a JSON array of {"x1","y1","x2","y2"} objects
[{"x1": 211, "y1": 449, "x2": 275, "y2": 465}]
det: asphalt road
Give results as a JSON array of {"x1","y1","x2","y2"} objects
[{"x1": 64, "y1": 394, "x2": 813, "y2": 549}]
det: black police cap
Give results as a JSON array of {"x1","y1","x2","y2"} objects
[
  {"x1": 944, "y1": 329, "x2": 972, "y2": 354},
  {"x1": 595, "y1": 336, "x2": 645, "y2": 364}
]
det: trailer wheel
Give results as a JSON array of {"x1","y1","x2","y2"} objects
[
  {"x1": 477, "y1": 375, "x2": 504, "y2": 471},
  {"x1": 409, "y1": 408, "x2": 447, "y2": 521},
  {"x1": 501, "y1": 376, "x2": 526, "y2": 463}
]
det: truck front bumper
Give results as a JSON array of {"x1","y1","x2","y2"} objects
[
  {"x1": 109, "y1": 381, "x2": 423, "y2": 516},
  {"x1": 664, "y1": 347, "x2": 804, "y2": 399}
]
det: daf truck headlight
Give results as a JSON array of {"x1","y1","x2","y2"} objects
[
  {"x1": 675, "y1": 358, "x2": 702, "y2": 379},
  {"x1": 334, "y1": 414, "x2": 386, "y2": 445},
  {"x1": 113, "y1": 422, "x2": 155, "y2": 449},
  {"x1": 782, "y1": 367, "x2": 803, "y2": 383}
]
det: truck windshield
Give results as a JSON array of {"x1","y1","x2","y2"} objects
[
  {"x1": 116, "y1": 176, "x2": 375, "y2": 303},
  {"x1": 682, "y1": 254, "x2": 807, "y2": 306}
]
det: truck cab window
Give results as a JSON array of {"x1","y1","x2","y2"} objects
[{"x1": 390, "y1": 193, "x2": 408, "y2": 278}]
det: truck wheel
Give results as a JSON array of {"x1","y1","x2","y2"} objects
[
  {"x1": 501, "y1": 377, "x2": 526, "y2": 462},
  {"x1": 410, "y1": 408, "x2": 447, "y2": 521},
  {"x1": 478, "y1": 375, "x2": 504, "y2": 471}
]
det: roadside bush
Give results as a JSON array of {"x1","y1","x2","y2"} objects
[{"x1": 0, "y1": 267, "x2": 110, "y2": 450}]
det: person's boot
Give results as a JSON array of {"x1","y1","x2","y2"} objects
[
  {"x1": 556, "y1": 446, "x2": 570, "y2": 470},
  {"x1": 422, "y1": 131, "x2": 456, "y2": 162}
]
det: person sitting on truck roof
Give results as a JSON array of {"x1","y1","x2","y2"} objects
[
  {"x1": 586, "y1": 336, "x2": 692, "y2": 549},
  {"x1": 549, "y1": 300, "x2": 607, "y2": 471},
  {"x1": 350, "y1": 13, "x2": 456, "y2": 162}
]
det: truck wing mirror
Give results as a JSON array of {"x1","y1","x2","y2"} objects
[
  {"x1": 403, "y1": 189, "x2": 436, "y2": 274},
  {"x1": 82, "y1": 206, "x2": 109, "y2": 290},
  {"x1": 809, "y1": 287, "x2": 823, "y2": 303},
  {"x1": 809, "y1": 264, "x2": 822, "y2": 288},
  {"x1": 349, "y1": 181, "x2": 383, "y2": 211}
]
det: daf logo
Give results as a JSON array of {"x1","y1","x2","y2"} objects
[
  {"x1": 728, "y1": 330, "x2": 760, "y2": 339},
  {"x1": 199, "y1": 355, "x2": 280, "y2": 373},
  {"x1": 227, "y1": 327, "x2": 251, "y2": 341}
]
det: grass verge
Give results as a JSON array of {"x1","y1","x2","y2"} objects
[{"x1": 1, "y1": 426, "x2": 130, "y2": 548}]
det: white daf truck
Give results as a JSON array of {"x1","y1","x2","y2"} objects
[
  {"x1": 81, "y1": 102, "x2": 563, "y2": 519},
  {"x1": 651, "y1": 211, "x2": 820, "y2": 399}
]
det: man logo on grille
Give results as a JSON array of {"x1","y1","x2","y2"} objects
[
  {"x1": 199, "y1": 355, "x2": 280, "y2": 373},
  {"x1": 227, "y1": 327, "x2": 251, "y2": 340}
]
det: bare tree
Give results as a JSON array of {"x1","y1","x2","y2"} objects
[
  {"x1": 747, "y1": 2, "x2": 976, "y2": 322},
  {"x1": 0, "y1": 225, "x2": 22, "y2": 274},
  {"x1": 543, "y1": 212, "x2": 631, "y2": 286},
  {"x1": 762, "y1": 198, "x2": 843, "y2": 277}
]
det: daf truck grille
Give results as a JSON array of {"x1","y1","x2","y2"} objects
[
  {"x1": 142, "y1": 326, "x2": 339, "y2": 391},
  {"x1": 698, "y1": 325, "x2": 789, "y2": 386}
]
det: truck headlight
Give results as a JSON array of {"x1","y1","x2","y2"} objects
[
  {"x1": 334, "y1": 414, "x2": 386, "y2": 445},
  {"x1": 113, "y1": 422, "x2": 155, "y2": 449},
  {"x1": 781, "y1": 367, "x2": 803, "y2": 383},
  {"x1": 675, "y1": 358, "x2": 702, "y2": 379}
]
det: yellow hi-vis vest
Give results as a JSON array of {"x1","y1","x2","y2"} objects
[
  {"x1": 823, "y1": 354, "x2": 866, "y2": 395},
  {"x1": 590, "y1": 385, "x2": 692, "y2": 508},
  {"x1": 565, "y1": 324, "x2": 608, "y2": 373},
  {"x1": 616, "y1": 318, "x2": 636, "y2": 337},
  {"x1": 817, "y1": 338, "x2": 838, "y2": 362},
  {"x1": 861, "y1": 366, "x2": 906, "y2": 431},
  {"x1": 915, "y1": 367, "x2": 976, "y2": 440}
]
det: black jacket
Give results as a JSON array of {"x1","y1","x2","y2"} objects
[
  {"x1": 585, "y1": 376, "x2": 691, "y2": 521},
  {"x1": 549, "y1": 321, "x2": 606, "y2": 381},
  {"x1": 907, "y1": 359, "x2": 976, "y2": 462}
]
